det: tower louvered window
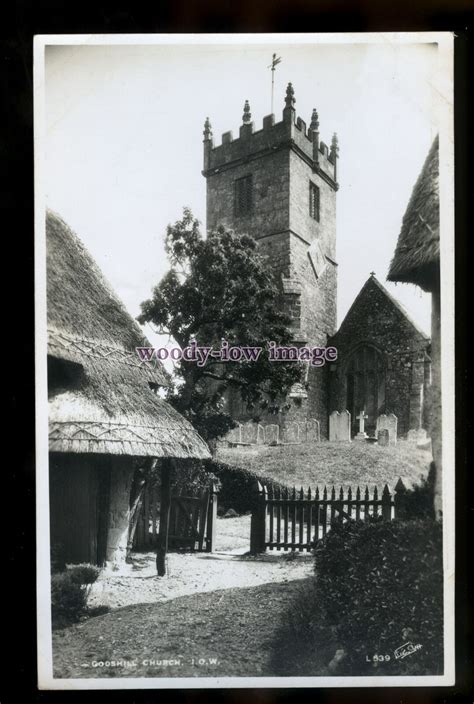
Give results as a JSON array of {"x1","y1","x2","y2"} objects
[
  {"x1": 309, "y1": 181, "x2": 320, "y2": 221},
  {"x1": 234, "y1": 175, "x2": 253, "y2": 216}
]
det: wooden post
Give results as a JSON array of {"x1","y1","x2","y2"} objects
[
  {"x1": 261, "y1": 484, "x2": 268, "y2": 552},
  {"x1": 394, "y1": 477, "x2": 408, "y2": 520},
  {"x1": 126, "y1": 476, "x2": 146, "y2": 561},
  {"x1": 306, "y1": 487, "x2": 313, "y2": 547},
  {"x1": 269, "y1": 486, "x2": 274, "y2": 550},
  {"x1": 156, "y1": 459, "x2": 173, "y2": 576},
  {"x1": 206, "y1": 481, "x2": 218, "y2": 553},
  {"x1": 381, "y1": 484, "x2": 392, "y2": 521},
  {"x1": 250, "y1": 481, "x2": 266, "y2": 555}
]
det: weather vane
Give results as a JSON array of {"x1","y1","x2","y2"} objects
[{"x1": 268, "y1": 53, "x2": 282, "y2": 115}]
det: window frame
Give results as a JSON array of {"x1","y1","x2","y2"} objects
[
  {"x1": 234, "y1": 174, "x2": 253, "y2": 217},
  {"x1": 309, "y1": 180, "x2": 320, "y2": 222}
]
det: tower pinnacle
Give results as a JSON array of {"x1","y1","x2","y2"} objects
[
  {"x1": 203, "y1": 117, "x2": 213, "y2": 140},
  {"x1": 284, "y1": 82, "x2": 295, "y2": 109},
  {"x1": 310, "y1": 108, "x2": 319, "y2": 132},
  {"x1": 242, "y1": 100, "x2": 252, "y2": 123}
]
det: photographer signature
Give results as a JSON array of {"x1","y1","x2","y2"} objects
[{"x1": 394, "y1": 641, "x2": 423, "y2": 660}]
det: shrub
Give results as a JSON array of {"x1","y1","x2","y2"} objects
[
  {"x1": 67, "y1": 563, "x2": 100, "y2": 586},
  {"x1": 172, "y1": 460, "x2": 220, "y2": 494},
  {"x1": 272, "y1": 518, "x2": 443, "y2": 676},
  {"x1": 205, "y1": 459, "x2": 287, "y2": 514},
  {"x1": 403, "y1": 463, "x2": 436, "y2": 520},
  {"x1": 51, "y1": 563, "x2": 100, "y2": 627}
]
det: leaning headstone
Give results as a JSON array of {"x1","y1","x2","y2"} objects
[
  {"x1": 377, "y1": 413, "x2": 398, "y2": 445},
  {"x1": 377, "y1": 429, "x2": 390, "y2": 447},
  {"x1": 330, "y1": 410, "x2": 351, "y2": 441},
  {"x1": 306, "y1": 418, "x2": 320, "y2": 442},
  {"x1": 241, "y1": 421, "x2": 258, "y2": 445},
  {"x1": 282, "y1": 422, "x2": 300, "y2": 443},
  {"x1": 264, "y1": 424, "x2": 279, "y2": 445},
  {"x1": 256, "y1": 424, "x2": 265, "y2": 445},
  {"x1": 407, "y1": 428, "x2": 428, "y2": 443},
  {"x1": 226, "y1": 423, "x2": 242, "y2": 444}
]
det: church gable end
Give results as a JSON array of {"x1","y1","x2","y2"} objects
[{"x1": 329, "y1": 275, "x2": 431, "y2": 438}]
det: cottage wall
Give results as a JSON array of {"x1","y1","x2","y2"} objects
[
  {"x1": 49, "y1": 453, "x2": 137, "y2": 568},
  {"x1": 431, "y1": 287, "x2": 442, "y2": 517},
  {"x1": 49, "y1": 454, "x2": 109, "y2": 566}
]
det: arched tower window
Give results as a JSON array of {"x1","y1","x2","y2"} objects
[{"x1": 345, "y1": 345, "x2": 385, "y2": 436}]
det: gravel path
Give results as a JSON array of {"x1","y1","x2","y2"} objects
[{"x1": 88, "y1": 516, "x2": 313, "y2": 610}]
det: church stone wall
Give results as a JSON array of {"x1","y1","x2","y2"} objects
[
  {"x1": 289, "y1": 150, "x2": 337, "y2": 261},
  {"x1": 206, "y1": 148, "x2": 290, "y2": 242}
]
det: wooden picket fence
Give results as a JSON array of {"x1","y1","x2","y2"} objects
[
  {"x1": 250, "y1": 478, "x2": 408, "y2": 554},
  {"x1": 133, "y1": 482, "x2": 218, "y2": 553}
]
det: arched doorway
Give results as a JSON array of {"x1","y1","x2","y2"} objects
[{"x1": 345, "y1": 344, "x2": 385, "y2": 436}]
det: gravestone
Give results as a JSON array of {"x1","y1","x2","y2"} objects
[
  {"x1": 282, "y1": 422, "x2": 300, "y2": 443},
  {"x1": 264, "y1": 424, "x2": 280, "y2": 445},
  {"x1": 256, "y1": 424, "x2": 265, "y2": 445},
  {"x1": 377, "y1": 429, "x2": 390, "y2": 447},
  {"x1": 407, "y1": 428, "x2": 428, "y2": 443},
  {"x1": 329, "y1": 411, "x2": 339, "y2": 441},
  {"x1": 241, "y1": 421, "x2": 258, "y2": 445},
  {"x1": 226, "y1": 423, "x2": 242, "y2": 444},
  {"x1": 329, "y1": 410, "x2": 351, "y2": 442},
  {"x1": 306, "y1": 418, "x2": 320, "y2": 442},
  {"x1": 354, "y1": 410, "x2": 369, "y2": 441},
  {"x1": 376, "y1": 413, "x2": 398, "y2": 445},
  {"x1": 297, "y1": 421, "x2": 307, "y2": 440}
]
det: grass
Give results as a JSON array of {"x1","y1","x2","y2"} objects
[{"x1": 216, "y1": 440, "x2": 432, "y2": 491}]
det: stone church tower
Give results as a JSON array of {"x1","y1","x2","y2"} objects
[{"x1": 202, "y1": 83, "x2": 339, "y2": 436}]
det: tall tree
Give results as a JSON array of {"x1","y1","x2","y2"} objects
[{"x1": 138, "y1": 208, "x2": 303, "y2": 446}]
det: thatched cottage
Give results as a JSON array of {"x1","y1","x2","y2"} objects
[
  {"x1": 47, "y1": 210, "x2": 210, "y2": 567},
  {"x1": 388, "y1": 136, "x2": 441, "y2": 517}
]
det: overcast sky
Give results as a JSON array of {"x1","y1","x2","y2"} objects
[{"x1": 44, "y1": 36, "x2": 441, "y2": 348}]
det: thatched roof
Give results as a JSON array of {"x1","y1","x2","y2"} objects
[
  {"x1": 388, "y1": 136, "x2": 439, "y2": 292},
  {"x1": 47, "y1": 210, "x2": 210, "y2": 460}
]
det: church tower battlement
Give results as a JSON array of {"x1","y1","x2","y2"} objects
[{"x1": 202, "y1": 83, "x2": 340, "y2": 433}]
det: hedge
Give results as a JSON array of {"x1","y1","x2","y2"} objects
[
  {"x1": 205, "y1": 459, "x2": 287, "y2": 514},
  {"x1": 271, "y1": 517, "x2": 443, "y2": 676}
]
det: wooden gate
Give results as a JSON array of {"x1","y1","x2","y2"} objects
[
  {"x1": 250, "y1": 478, "x2": 406, "y2": 554},
  {"x1": 133, "y1": 482, "x2": 217, "y2": 553}
]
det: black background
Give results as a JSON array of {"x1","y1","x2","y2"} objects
[{"x1": 2, "y1": 2, "x2": 472, "y2": 703}]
